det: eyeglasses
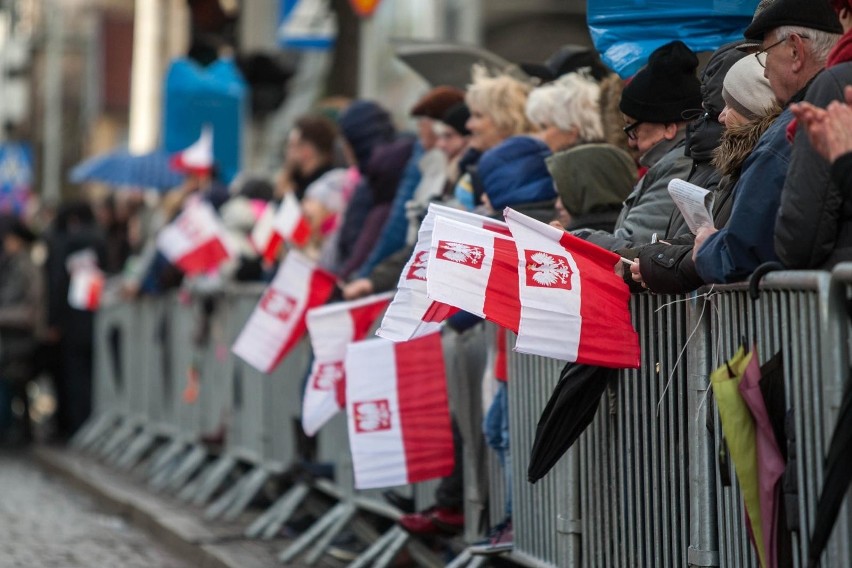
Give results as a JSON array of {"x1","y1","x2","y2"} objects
[
  {"x1": 622, "y1": 121, "x2": 644, "y2": 140},
  {"x1": 754, "y1": 34, "x2": 810, "y2": 68}
]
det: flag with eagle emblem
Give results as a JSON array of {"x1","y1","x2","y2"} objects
[
  {"x1": 232, "y1": 251, "x2": 336, "y2": 373},
  {"x1": 504, "y1": 208, "x2": 639, "y2": 368},
  {"x1": 376, "y1": 203, "x2": 509, "y2": 342},
  {"x1": 301, "y1": 292, "x2": 394, "y2": 436},
  {"x1": 345, "y1": 332, "x2": 454, "y2": 489},
  {"x1": 426, "y1": 210, "x2": 639, "y2": 368}
]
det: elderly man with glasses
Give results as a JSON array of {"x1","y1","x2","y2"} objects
[
  {"x1": 576, "y1": 40, "x2": 700, "y2": 251},
  {"x1": 692, "y1": 0, "x2": 842, "y2": 284}
]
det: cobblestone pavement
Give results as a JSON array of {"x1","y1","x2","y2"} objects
[{"x1": 0, "y1": 450, "x2": 191, "y2": 568}]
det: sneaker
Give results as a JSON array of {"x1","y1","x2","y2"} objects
[
  {"x1": 469, "y1": 519, "x2": 513, "y2": 556},
  {"x1": 399, "y1": 507, "x2": 440, "y2": 534},
  {"x1": 429, "y1": 507, "x2": 464, "y2": 534}
]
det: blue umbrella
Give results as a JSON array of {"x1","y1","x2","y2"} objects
[{"x1": 70, "y1": 148, "x2": 185, "y2": 191}]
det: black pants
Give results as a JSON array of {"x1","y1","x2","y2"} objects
[{"x1": 435, "y1": 417, "x2": 464, "y2": 509}]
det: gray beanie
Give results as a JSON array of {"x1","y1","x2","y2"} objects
[{"x1": 721, "y1": 56, "x2": 777, "y2": 120}]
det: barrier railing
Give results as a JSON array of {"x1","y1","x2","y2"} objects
[{"x1": 78, "y1": 266, "x2": 852, "y2": 567}]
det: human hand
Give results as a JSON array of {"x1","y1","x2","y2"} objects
[
  {"x1": 342, "y1": 278, "x2": 374, "y2": 300},
  {"x1": 630, "y1": 257, "x2": 646, "y2": 288},
  {"x1": 792, "y1": 94, "x2": 852, "y2": 163},
  {"x1": 692, "y1": 225, "x2": 718, "y2": 261}
]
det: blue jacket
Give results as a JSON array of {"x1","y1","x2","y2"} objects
[
  {"x1": 355, "y1": 141, "x2": 424, "y2": 278},
  {"x1": 695, "y1": 108, "x2": 794, "y2": 283},
  {"x1": 479, "y1": 136, "x2": 555, "y2": 210}
]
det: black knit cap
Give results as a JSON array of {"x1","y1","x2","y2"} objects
[
  {"x1": 744, "y1": 0, "x2": 842, "y2": 41},
  {"x1": 619, "y1": 41, "x2": 703, "y2": 124},
  {"x1": 441, "y1": 103, "x2": 471, "y2": 136}
]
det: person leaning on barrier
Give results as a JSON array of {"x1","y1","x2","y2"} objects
[
  {"x1": 692, "y1": 0, "x2": 842, "y2": 283},
  {"x1": 575, "y1": 40, "x2": 702, "y2": 251},
  {"x1": 632, "y1": 55, "x2": 781, "y2": 293},
  {"x1": 775, "y1": 0, "x2": 852, "y2": 269}
]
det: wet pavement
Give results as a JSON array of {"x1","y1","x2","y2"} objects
[{"x1": 0, "y1": 450, "x2": 191, "y2": 568}]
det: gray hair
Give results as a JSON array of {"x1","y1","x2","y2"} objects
[
  {"x1": 775, "y1": 25, "x2": 841, "y2": 65},
  {"x1": 525, "y1": 71, "x2": 604, "y2": 143}
]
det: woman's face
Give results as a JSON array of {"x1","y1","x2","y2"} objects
[
  {"x1": 466, "y1": 106, "x2": 504, "y2": 151},
  {"x1": 719, "y1": 105, "x2": 749, "y2": 129}
]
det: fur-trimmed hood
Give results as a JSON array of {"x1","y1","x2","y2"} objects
[{"x1": 712, "y1": 106, "x2": 782, "y2": 177}]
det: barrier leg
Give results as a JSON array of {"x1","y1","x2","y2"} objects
[
  {"x1": 373, "y1": 526, "x2": 410, "y2": 568},
  {"x1": 164, "y1": 445, "x2": 208, "y2": 494},
  {"x1": 97, "y1": 422, "x2": 137, "y2": 459},
  {"x1": 182, "y1": 455, "x2": 237, "y2": 506},
  {"x1": 348, "y1": 525, "x2": 402, "y2": 568},
  {"x1": 70, "y1": 413, "x2": 115, "y2": 450},
  {"x1": 245, "y1": 481, "x2": 311, "y2": 539},
  {"x1": 278, "y1": 502, "x2": 350, "y2": 564},
  {"x1": 145, "y1": 439, "x2": 184, "y2": 480},
  {"x1": 304, "y1": 501, "x2": 357, "y2": 565},
  {"x1": 445, "y1": 549, "x2": 486, "y2": 568},
  {"x1": 112, "y1": 430, "x2": 156, "y2": 469},
  {"x1": 205, "y1": 466, "x2": 269, "y2": 521}
]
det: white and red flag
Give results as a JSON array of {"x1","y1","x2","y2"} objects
[
  {"x1": 376, "y1": 203, "x2": 509, "y2": 342},
  {"x1": 503, "y1": 208, "x2": 639, "y2": 368},
  {"x1": 301, "y1": 292, "x2": 394, "y2": 436},
  {"x1": 66, "y1": 249, "x2": 104, "y2": 311},
  {"x1": 232, "y1": 251, "x2": 336, "y2": 373},
  {"x1": 251, "y1": 192, "x2": 312, "y2": 263},
  {"x1": 424, "y1": 216, "x2": 521, "y2": 332},
  {"x1": 170, "y1": 125, "x2": 214, "y2": 176},
  {"x1": 345, "y1": 332, "x2": 454, "y2": 489},
  {"x1": 157, "y1": 200, "x2": 232, "y2": 275}
]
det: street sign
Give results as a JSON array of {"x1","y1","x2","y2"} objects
[{"x1": 0, "y1": 142, "x2": 32, "y2": 214}]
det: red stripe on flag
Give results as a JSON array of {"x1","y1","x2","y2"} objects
[
  {"x1": 176, "y1": 237, "x2": 229, "y2": 275},
  {"x1": 421, "y1": 301, "x2": 459, "y2": 323},
  {"x1": 558, "y1": 232, "x2": 640, "y2": 369},
  {"x1": 263, "y1": 232, "x2": 284, "y2": 264},
  {"x1": 290, "y1": 217, "x2": 312, "y2": 247},
  {"x1": 395, "y1": 333, "x2": 454, "y2": 484},
  {"x1": 482, "y1": 237, "x2": 521, "y2": 332},
  {"x1": 349, "y1": 300, "x2": 392, "y2": 340},
  {"x1": 88, "y1": 276, "x2": 104, "y2": 310},
  {"x1": 267, "y1": 268, "x2": 337, "y2": 370}
]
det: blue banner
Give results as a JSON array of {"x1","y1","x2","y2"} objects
[
  {"x1": 163, "y1": 58, "x2": 247, "y2": 184},
  {"x1": 0, "y1": 142, "x2": 32, "y2": 215},
  {"x1": 588, "y1": 0, "x2": 760, "y2": 78}
]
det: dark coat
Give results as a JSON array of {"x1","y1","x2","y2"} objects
[
  {"x1": 775, "y1": 64, "x2": 852, "y2": 269},
  {"x1": 0, "y1": 250, "x2": 41, "y2": 382}
]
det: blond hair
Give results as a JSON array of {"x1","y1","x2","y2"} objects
[{"x1": 465, "y1": 64, "x2": 534, "y2": 137}]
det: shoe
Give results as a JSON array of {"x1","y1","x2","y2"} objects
[
  {"x1": 383, "y1": 490, "x2": 415, "y2": 513},
  {"x1": 399, "y1": 507, "x2": 441, "y2": 534},
  {"x1": 429, "y1": 507, "x2": 464, "y2": 534},
  {"x1": 327, "y1": 530, "x2": 367, "y2": 562},
  {"x1": 469, "y1": 518, "x2": 513, "y2": 556}
]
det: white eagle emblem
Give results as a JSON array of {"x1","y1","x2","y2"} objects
[
  {"x1": 437, "y1": 240, "x2": 485, "y2": 268},
  {"x1": 313, "y1": 362, "x2": 344, "y2": 391},
  {"x1": 354, "y1": 400, "x2": 392, "y2": 433},
  {"x1": 406, "y1": 251, "x2": 429, "y2": 281},
  {"x1": 525, "y1": 250, "x2": 573, "y2": 289}
]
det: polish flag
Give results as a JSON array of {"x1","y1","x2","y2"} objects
[
  {"x1": 345, "y1": 332, "x2": 454, "y2": 489},
  {"x1": 301, "y1": 292, "x2": 394, "y2": 436},
  {"x1": 376, "y1": 203, "x2": 509, "y2": 342},
  {"x1": 503, "y1": 208, "x2": 639, "y2": 368},
  {"x1": 68, "y1": 268, "x2": 104, "y2": 311},
  {"x1": 251, "y1": 192, "x2": 312, "y2": 263},
  {"x1": 232, "y1": 251, "x2": 336, "y2": 373},
  {"x1": 424, "y1": 216, "x2": 521, "y2": 332},
  {"x1": 157, "y1": 201, "x2": 232, "y2": 275},
  {"x1": 170, "y1": 125, "x2": 214, "y2": 176}
]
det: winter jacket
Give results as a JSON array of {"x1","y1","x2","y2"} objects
[
  {"x1": 0, "y1": 250, "x2": 41, "y2": 383},
  {"x1": 479, "y1": 136, "x2": 555, "y2": 211},
  {"x1": 695, "y1": 105, "x2": 797, "y2": 283},
  {"x1": 354, "y1": 141, "x2": 425, "y2": 278},
  {"x1": 581, "y1": 131, "x2": 691, "y2": 251},
  {"x1": 638, "y1": 109, "x2": 780, "y2": 294},
  {"x1": 775, "y1": 64, "x2": 852, "y2": 269}
]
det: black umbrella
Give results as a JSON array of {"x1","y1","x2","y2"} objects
[
  {"x1": 527, "y1": 362, "x2": 614, "y2": 483},
  {"x1": 807, "y1": 378, "x2": 852, "y2": 567},
  {"x1": 392, "y1": 40, "x2": 515, "y2": 89}
]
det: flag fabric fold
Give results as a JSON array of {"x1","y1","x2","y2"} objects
[
  {"x1": 232, "y1": 251, "x2": 336, "y2": 373},
  {"x1": 301, "y1": 292, "x2": 394, "y2": 436},
  {"x1": 376, "y1": 203, "x2": 507, "y2": 342},
  {"x1": 345, "y1": 333, "x2": 454, "y2": 489},
  {"x1": 66, "y1": 248, "x2": 104, "y2": 311},
  {"x1": 156, "y1": 200, "x2": 232, "y2": 275}
]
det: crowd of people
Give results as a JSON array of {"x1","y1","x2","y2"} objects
[{"x1": 3, "y1": 0, "x2": 852, "y2": 558}]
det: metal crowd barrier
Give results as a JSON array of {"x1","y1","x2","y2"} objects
[{"x1": 501, "y1": 268, "x2": 852, "y2": 568}]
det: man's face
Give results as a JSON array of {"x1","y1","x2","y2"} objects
[
  {"x1": 757, "y1": 29, "x2": 803, "y2": 104},
  {"x1": 623, "y1": 115, "x2": 669, "y2": 155}
]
